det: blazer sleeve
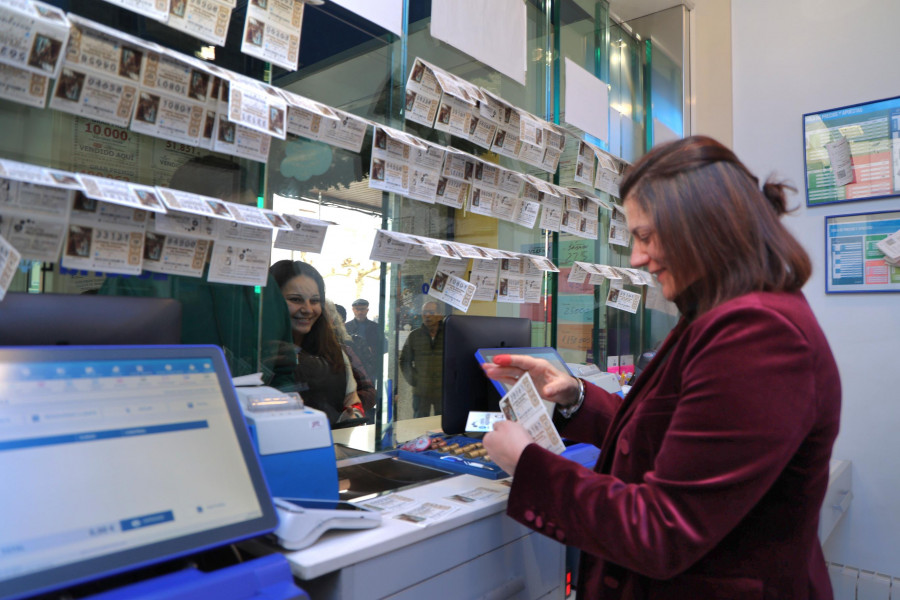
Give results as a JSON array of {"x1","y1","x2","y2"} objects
[
  {"x1": 506, "y1": 303, "x2": 823, "y2": 579},
  {"x1": 553, "y1": 381, "x2": 623, "y2": 447}
]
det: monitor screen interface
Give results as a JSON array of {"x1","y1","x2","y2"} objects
[
  {"x1": 441, "y1": 315, "x2": 531, "y2": 434},
  {"x1": 0, "y1": 346, "x2": 276, "y2": 600}
]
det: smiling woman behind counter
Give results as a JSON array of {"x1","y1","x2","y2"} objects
[{"x1": 269, "y1": 260, "x2": 364, "y2": 426}]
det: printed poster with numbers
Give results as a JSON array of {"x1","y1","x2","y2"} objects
[
  {"x1": 803, "y1": 95, "x2": 900, "y2": 206},
  {"x1": 826, "y1": 210, "x2": 900, "y2": 293},
  {"x1": 71, "y1": 117, "x2": 141, "y2": 182}
]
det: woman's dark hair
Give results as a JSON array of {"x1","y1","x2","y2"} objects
[
  {"x1": 619, "y1": 135, "x2": 811, "y2": 317},
  {"x1": 269, "y1": 259, "x2": 344, "y2": 373}
]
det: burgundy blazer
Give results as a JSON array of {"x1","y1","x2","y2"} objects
[{"x1": 507, "y1": 291, "x2": 841, "y2": 600}]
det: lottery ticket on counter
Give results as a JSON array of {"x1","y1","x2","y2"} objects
[
  {"x1": 428, "y1": 269, "x2": 476, "y2": 313},
  {"x1": 393, "y1": 502, "x2": 458, "y2": 526},
  {"x1": 141, "y1": 228, "x2": 210, "y2": 278},
  {"x1": 241, "y1": 0, "x2": 304, "y2": 71},
  {"x1": 0, "y1": 0, "x2": 69, "y2": 78},
  {"x1": 228, "y1": 77, "x2": 287, "y2": 139},
  {"x1": 0, "y1": 232, "x2": 21, "y2": 301},
  {"x1": 498, "y1": 372, "x2": 566, "y2": 455},
  {"x1": 0, "y1": 63, "x2": 49, "y2": 107},
  {"x1": 274, "y1": 214, "x2": 331, "y2": 253},
  {"x1": 63, "y1": 198, "x2": 147, "y2": 275},
  {"x1": 446, "y1": 486, "x2": 506, "y2": 505},
  {"x1": 206, "y1": 238, "x2": 270, "y2": 286},
  {"x1": 606, "y1": 287, "x2": 642, "y2": 314},
  {"x1": 360, "y1": 493, "x2": 416, "y2": 515},
  {"x1": 166, "y1": 0, "x2": 232, "y2": 46}
]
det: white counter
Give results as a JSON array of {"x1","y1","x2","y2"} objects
[{"x1": 280, "y1": 471, "x2": 566, "y2": 600}]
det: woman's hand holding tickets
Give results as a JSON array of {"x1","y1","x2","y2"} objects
[
  {"x1": 483, "y1": 420, "x2": 533, "y2": 476},
  {"x1": 481, "y1": 354, "x2": 580, "y2": 407}
]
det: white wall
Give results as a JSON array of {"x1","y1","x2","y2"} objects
[
  {"x1": 731, "y1": 0, "x2": 900, "y2": 575},
  {"x1": 689, "y1": 0, "x2": 732, "y2": 145}
]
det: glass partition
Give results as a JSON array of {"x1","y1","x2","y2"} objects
[{"x1": 0, "y1": 0, "x2": 688, "y2": 451}]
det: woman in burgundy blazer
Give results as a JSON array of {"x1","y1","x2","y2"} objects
[{"x1": 483, "y1": 136, "x2": 841, "y2": 600}]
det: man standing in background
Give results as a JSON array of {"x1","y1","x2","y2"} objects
[
  {"x1": 345, "y1": 298, "x2": 384, "y2": 384},
  {"x1": 399, "y1": 301, "x2": 444, "y2": 418}
]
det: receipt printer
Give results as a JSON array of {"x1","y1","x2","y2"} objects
[{"x1": 235, "y1": 387, "x2": 339, "y2": 501}]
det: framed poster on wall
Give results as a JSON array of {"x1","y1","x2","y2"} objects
[
  {"x1": 803, "y1": 95, "x2": 900, "y2": 206},
  {"x1": 825, "y1": 210, "x2": 900, "y2": 293}
]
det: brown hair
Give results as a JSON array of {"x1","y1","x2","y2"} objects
[
  {"x1": 619, "y1": 135, "x2": 811, "y2": 317},
  {"x1": 269, "y1": 259, "x2": 345, "y2": 374}
]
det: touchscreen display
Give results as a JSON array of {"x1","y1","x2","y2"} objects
[{"x1": 0, "y1": 346, "x2": 277, "y2": 600}]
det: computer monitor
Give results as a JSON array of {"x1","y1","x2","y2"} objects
[
  {"x1": 0, "y1": 292, "x2": 182, "y2": 345},
  {"x1": 0, "y1": 345, "x2": 279, "y2": 600},
  {"x1": 441, "y1": 314, "x2": 531, "y2": 434}
]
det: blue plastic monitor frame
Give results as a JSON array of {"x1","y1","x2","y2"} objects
[
  {"x1": 474, "y1": 346, "x2": 574, "y2": 397},
  {"x1": 0, "y1": 345, "x2": 278, "y2": 600}
]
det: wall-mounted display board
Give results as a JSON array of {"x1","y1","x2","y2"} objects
[
  {"x1": 803, "y1": 95, "x2": 900, "y2": 206},
  {"x1": 825, "y1": 210, "x2": 900, "y2": 293}
]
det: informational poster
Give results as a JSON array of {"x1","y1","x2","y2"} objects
[
  {"x1": 825, "y1": 210, "x2": 900, "y2": 293},
  {"x1": 803, "y1": 95, "x2": 900, "y2": 205}
]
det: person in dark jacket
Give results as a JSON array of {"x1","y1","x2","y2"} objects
[
  {"x1": 482, "y1": 136, "x2": 841, "y2": 599},
  {"x1": 398, "y1": 300, "x2": 444, "y2": 418}
]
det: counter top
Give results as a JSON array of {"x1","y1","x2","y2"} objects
[
  {"x1": 283, "y1": 472, "x2": 512, "y2": 580},
  {"x1": 331, "y1": 415, "x2": 443, "y2": 454}
]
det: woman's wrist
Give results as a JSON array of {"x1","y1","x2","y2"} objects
[{"x1": 558, "y1": 377, "x2": 585, "y2": 418}]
